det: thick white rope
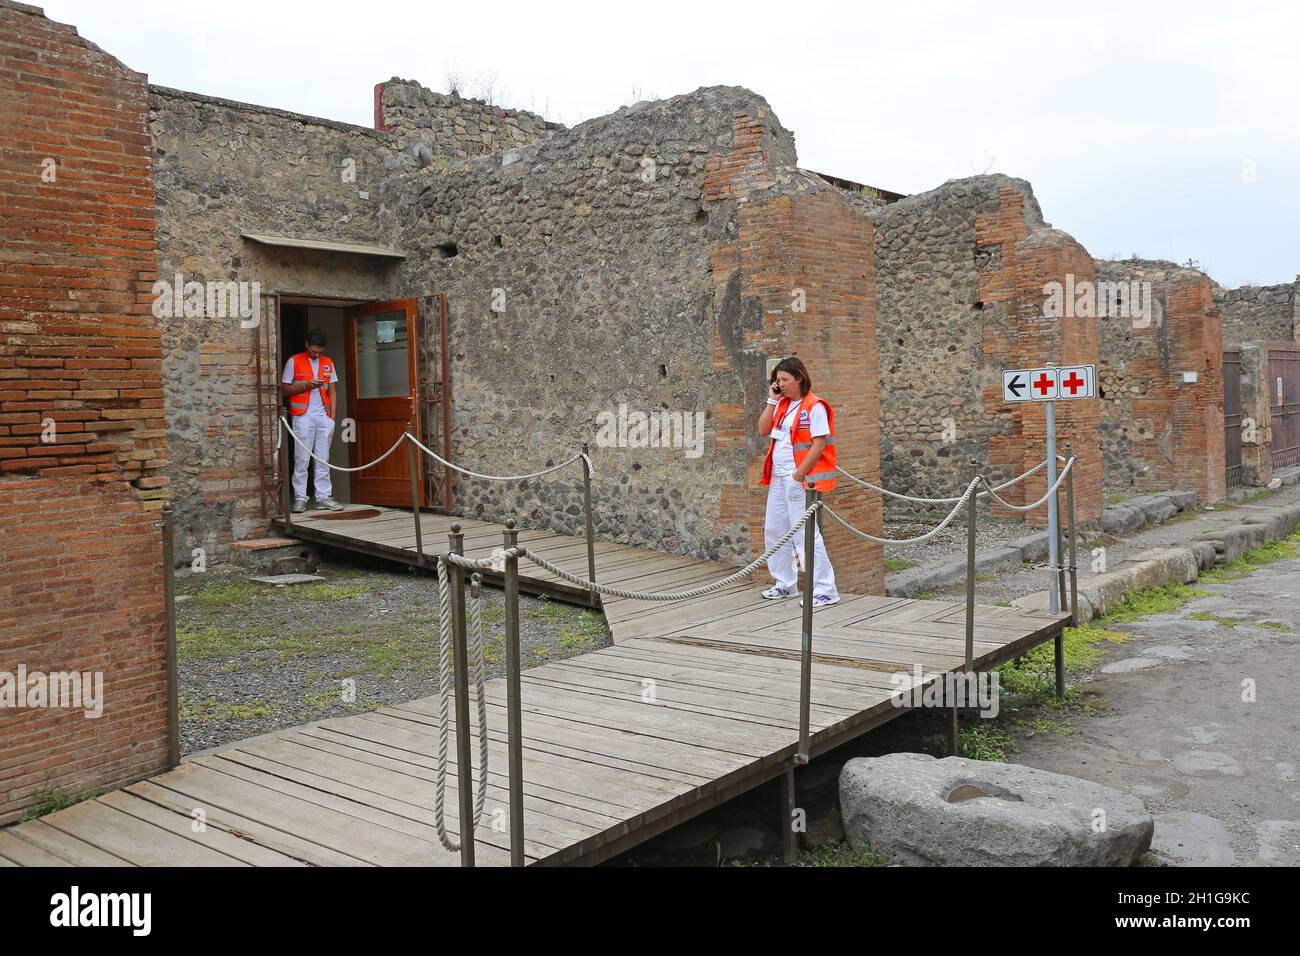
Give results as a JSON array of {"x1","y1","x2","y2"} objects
[
  {"x1": 821, "y1": 477, "x2": 981, "y2": 544},
  {"x1": 280, "y1": 416, "x2": 407, "y2": 473},
  {"x1": 978, "y1": 456, "x2": 1076, "y2": 512},
  {"x1": 431, "y1": 557, "x2": 490, "y2": 853},
  {"x1": 408, "y1": 432, "x2": 592, "y2": 483},
  {"x1": 519, "y1": 503, "x2": 822, "y2": 602},
  {"x1": 835, "y1": 458, "x2": 1049, "y2": 504}
]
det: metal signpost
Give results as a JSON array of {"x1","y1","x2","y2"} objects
[{"x1": 1002, "y1": 363, "x2": 1096, "y2": 613}]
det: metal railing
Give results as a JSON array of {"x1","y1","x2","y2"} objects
[{"x1": 268, "y1": 417, "x2": 1080, "y2": 865}]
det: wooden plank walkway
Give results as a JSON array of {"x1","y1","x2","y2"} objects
[{"x1": 0, "y1": 505, "x2": 1069, "y2": 867}]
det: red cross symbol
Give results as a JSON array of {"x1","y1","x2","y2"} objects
[
  {"x1": 1033, "y1": 373, "x2": 1054, "y2": 396},
  {"x1": 1062, "y1": 371, "x2": 1086, "y2": 395}
]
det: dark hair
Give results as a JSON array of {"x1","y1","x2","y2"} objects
[
  {"x1": 770, "y1": 356, "x2": 811, "y2": 396},
  {"x1": 306, "y1": 329, "x2": 327, "y2": 347}
]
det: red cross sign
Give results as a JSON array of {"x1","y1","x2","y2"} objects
[
  {"x1": 1033, "y1": 373, "x2": 1055, "y2": 396},
  {"x1": 1061, "y1": 371, "x2": 1086, "y2": 395},
  {"x1": 1003, "y1": 365, "x2": 1094, "y2": 403}
]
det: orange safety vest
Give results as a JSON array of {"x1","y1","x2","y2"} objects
[
  {"x1": 287, "y1": 352, "x2": 335, "y2": 416},
  {"x1": 761, "y1": 392, "x2": 837, "y2": 491}
]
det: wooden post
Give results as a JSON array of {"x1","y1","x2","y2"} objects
[
  {"x1": 406, "y1": 427, "x2": 424, "y2": 561},
  {"x1": 796, "y1": 486, "x2": 817, "y2": 765}
]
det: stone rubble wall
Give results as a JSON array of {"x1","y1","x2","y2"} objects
[
  {"x1": 1215, "y1": 279, "x2": 1298, "y2": 345},
  {"x1": 149, "y1": 86, "x2": 411, "y2": 560},
  {"x1": 388, "y1": 87, "x2": 883, "y2": 592},
  {"x1": 871, "y1": 175, "x2": 1103, "y2": 526},
  {"x1": 1094, "y1": 258, "x2": 1225, "y2": 502},
  {"x1": 379, "y1": 78, "x2": 563, "y2": 161}
]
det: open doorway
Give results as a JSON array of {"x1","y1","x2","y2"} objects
[
  {"x1": 279, "y1": 298, "x2": 359, "y2": 505},
  {"x1": 276, "y1": 294, "x2": 451, "y2": 511}
]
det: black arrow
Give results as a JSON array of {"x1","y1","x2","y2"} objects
[{"x1": 1007, "y1": 374, "x2": 1025, "y2": 397}]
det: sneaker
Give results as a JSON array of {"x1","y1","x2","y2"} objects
[
  {"x1": 316, "y1": 496, "x2": 344, "y2": 512},
  {"x1": 291, "y1": 498, "x2": 307, "y2": 514},
  {"x1": 761, "y1": 585, "x2": 795, "y2": 600},
  {"x1": 799, "y1": 594, "x2": 841, "y2": 609}
]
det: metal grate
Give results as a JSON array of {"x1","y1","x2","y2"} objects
[
  {"x1": 1269, "y1": 342, "x2": 1300, "y2": 470},
  {"x1": 1223, "y1": 345, "x2": 1242, "y2": 486}
]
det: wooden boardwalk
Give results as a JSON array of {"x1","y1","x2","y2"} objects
[{"x1": 0, "y1": 506, "x2": 1069, "y2": 867}]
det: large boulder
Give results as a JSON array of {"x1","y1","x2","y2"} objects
[{"x1": 839, "y1": 753, "x2": 1153, "y2": 866}]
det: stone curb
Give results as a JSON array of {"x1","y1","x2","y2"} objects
[
  {"x1": 1011, "y1": 499, "x2": 1300, "y2": 621},
  {"x1": 886, "y1": 489, "x2": 1199, "y2": 598}
]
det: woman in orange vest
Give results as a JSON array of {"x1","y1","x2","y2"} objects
[{"x1": 758, "y1": 357, "x2": 839, "y2": 608}]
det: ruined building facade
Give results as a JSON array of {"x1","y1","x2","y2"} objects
[{"x1": 3, "y1": 0, "x2": 1296, "y2": 822}]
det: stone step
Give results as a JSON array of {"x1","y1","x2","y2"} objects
[{"x1": 229, "y1": 537, "x2": 319, "y2": 575}]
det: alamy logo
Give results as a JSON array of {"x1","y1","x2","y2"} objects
[
  {"x1": 889, "y1": 665, "x2": 1000, "y2": 718},
  {"x1": 0, "y1": 666, "x2": 103, "y2": 718},
  {"x1": 50, "y1": 887, "x2": 151, "y2": 936},
  {"x1": 1042, "y1": 275, "x2": 1162, "y2": 328},
  {"x1": 594, "y1": 404, "x2": 706, "y2": 459},
  {"x1": 151, "y1": 273, "x2": 261, "y2": 327}
]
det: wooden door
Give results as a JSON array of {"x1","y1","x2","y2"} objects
[{"x1": 344, "y1": 298, "x2": 425, "y2": 507}]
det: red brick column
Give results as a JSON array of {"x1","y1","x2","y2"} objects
[
  {"x1": 708, "y1": 114, "x2": 883, "y2": 594},
  {"x1": 0, "y1": 1, "x2": 168, "y2": 823},
  {"x1": 976, "y1": 188, "x2": 1103, "y2": 526}
]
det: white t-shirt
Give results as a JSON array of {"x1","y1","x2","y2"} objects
[
  {"x1": 770, "y1": 400, "x2": 829, "y2": 476},
  {"x1": 282, "y1": 356, "x2": 339, "y2": 416}
]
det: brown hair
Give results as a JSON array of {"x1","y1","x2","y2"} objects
[{"x1": 770, "y1": 356, "x2": 812, "y2": 396}]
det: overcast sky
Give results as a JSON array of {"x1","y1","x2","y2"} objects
[{"x1": 42, "y1": 0, "x2": 1299, "y2": 288}]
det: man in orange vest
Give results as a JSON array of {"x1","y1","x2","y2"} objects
[
  {"x1": 281, "y1": 329, "x2": 343, "y2": 513},
  {"x1": 758, "y1": 356, "x2": 839, "y2": 608}
]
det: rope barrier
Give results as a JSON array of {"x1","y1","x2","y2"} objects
[
  {"x1": 834, "y1": 458, "x2": 1049, "y2": 504},
  {"x1": 821, "y1": 477, "x2": 981, "y2": 544},
  {"x1": 431, "y1": 556, "x2": 490, "y2": 852},
  {"x1": 978, "y1": 456, "x2": 1076, "y2": 512},
  {"x1": 279, "y1": 416, "x2": 407, "y2": 473},
  {"x1": 407, "y1": 432, "x2": 592, "y2": 483},
  {"x1": 518, "y1": 503, "x2": 822, "y2": 602}
]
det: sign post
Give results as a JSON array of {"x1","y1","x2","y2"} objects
[{"x1": 1002, "y1": 363, "x2": 1095, "y2": 614}]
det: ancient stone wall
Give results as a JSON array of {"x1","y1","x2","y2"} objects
[
  {"x1": 149, "y1": 86, "x2": 410, "y2": 560},
  {"x1": 0, "y1": 0, "x2": 169, "y2": 823},
  {"x1": 390, "y1": 88, "x2": 883, "y2": 592},
  {"x1": 1215, "y1": 280, "x2": 1297, "y2": 344},
  {"x1": 1094, "y1": 259, "x2": 1225, "y2": 502},
  {"x1": 872, "y1": 176, "x2": 1103, "y2": 526},
  {"x1": 378, "y1": 78, "x2": 562, "y2": 160}
]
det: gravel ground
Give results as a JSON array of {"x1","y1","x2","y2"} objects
[
  {"x1": 175, "y1": 556, "x2": 609, "y2": 755},
  {"x1": 881, "y1": 506, "x2": 1027, "y2": 571}
]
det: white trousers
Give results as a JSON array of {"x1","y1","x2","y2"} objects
[
  {"x1": 291, "y1": 413, "x2": 335, "y2": 500},
  {"x1": 764, "y1": 474, "x2": 837, "y2": 597}
]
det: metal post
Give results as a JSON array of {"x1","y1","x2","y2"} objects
[
  {"x1": 280, "y1": 422, "x2": 293, "y2": 534},
  {"x1": 796, "y1": 486, "x2": 817, "y2": 765},
  {"x1": 964, "y1": 458, "x2": 978, "y2": 672},
  {"x1": 162, "y1": 505, "x2": 180, "y2": 769},
  {"x1": 447, "y1": 524, "x2": 475, "y2": 867},
  {"x1": 406, "y1": 427, "x2": 424, "y2": 561},
  {"x1": 780, "y1": 765, "x2": 798, "y2": 862},
  {"x1": 502, "y1": 520, "x2": 525, "y2": 867},
  {"x1": 1055, "y1": 483, "x2": 1069, "y2": 617},
  {"x1": 582, "y1": 441, "x2": 597, "y2": 608},
  {"x1": 1065, "y1": 444, "x2": 1080, "y2": 628},
  {"x1": 1045, "y1": 375, "x2": 1060, "y2": 614}
]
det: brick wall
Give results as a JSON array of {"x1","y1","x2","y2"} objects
[
  {"x1": 709, "y1": 127, "x2": 882, "y2": 593},
  {"x1": 0, "y1": 0, "x2": 168, "y2": 824},
  {"x1": 975, "y1": 190, "x2": 1103, "y2": 526},
  {"x1": 1096, "y1": 259, "x2": 1226, "y2": 502}
]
